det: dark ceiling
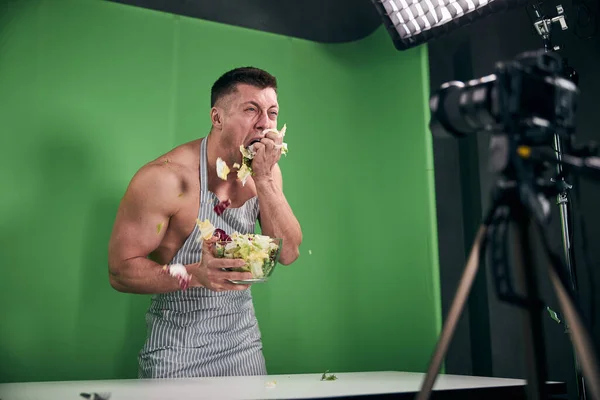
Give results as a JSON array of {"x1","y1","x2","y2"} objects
[{"x1": 105, "y1": 0, "x2": 384, "y2": 43}]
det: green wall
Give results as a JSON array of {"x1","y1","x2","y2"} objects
[{"x1": 0, "y1": 0, "x2": 440, "y2": 383}]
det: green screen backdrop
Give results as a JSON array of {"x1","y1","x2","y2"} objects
[{"x1": 0, "y1": 0, "x2": 441, "y2": 383}]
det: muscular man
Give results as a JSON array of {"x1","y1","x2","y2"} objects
[{"x1": 107, "y1": 66, "x2": 302, "y2": 378}]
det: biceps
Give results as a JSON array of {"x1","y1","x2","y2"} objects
[{"x1": 108, "y1": 202, "x2": 171, "y2": 264}]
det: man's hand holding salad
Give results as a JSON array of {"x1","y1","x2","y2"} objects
[{"x1": 190, "y1": 238, "x2": 253, "y2": 292}]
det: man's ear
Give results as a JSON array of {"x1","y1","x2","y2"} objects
[{"x1": 210, "y1": 107, "x2": 223, "y2": 129}]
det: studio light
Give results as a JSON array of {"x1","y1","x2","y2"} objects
[{"x1": 371, "y1": 0, "x2": 528, "y2": 50}]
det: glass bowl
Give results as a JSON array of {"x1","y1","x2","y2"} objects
[{"x1": 213, "y1": 236, "x2": 283, "y2": 284}]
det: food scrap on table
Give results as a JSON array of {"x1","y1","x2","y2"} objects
[
  {"x1": 79, "y1": 392, "x2": 112, "y2": 400},
  {"x1": 214, "y1": 199, "x2": 231, "y2": 216},
  {"x1": 321, "y1": 370, "x2": 338, "y2": 381},
  {"x1": 265, "y1": 380, "x2": 277, "y2": 389}
]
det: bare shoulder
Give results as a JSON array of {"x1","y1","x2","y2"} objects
[
  {"x1": 126, "y1": 140, "x2": 201, "y2": 209},
  {"x1": 153, "y1": 139, "x2": 201, "y2": 171}
]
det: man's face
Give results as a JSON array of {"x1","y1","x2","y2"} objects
[{"x1": 216, "y1": 84, "x2": 279, "y2": 152}]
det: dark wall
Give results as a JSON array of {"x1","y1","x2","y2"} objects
[{"x1": 428, "y1": 1, "x2": 600, "y2": 398}]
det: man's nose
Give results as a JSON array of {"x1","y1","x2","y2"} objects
[{"x1": 255, "y1": 110, "x2": 270, "y2": 131}]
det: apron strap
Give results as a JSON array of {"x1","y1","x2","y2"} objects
[{"x1": 200, "y1": 137, "x2": 209, "y2": 193}]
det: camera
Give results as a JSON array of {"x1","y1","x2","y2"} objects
[{"x1": 429, "y1": 49, "x2": 579, "y2": 146}]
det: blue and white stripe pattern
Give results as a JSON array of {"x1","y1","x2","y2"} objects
[{"x1": 138, "y1": 137, "x2": 266, "y2": 379}]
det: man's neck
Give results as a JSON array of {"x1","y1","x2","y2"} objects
[{"x1": 204, "y1": 132, "x2": 244, "y2": 191}]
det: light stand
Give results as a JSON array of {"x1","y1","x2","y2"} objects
[
  {"x1": 530, "y1": 4, "x2": 588, "y2": 398},
  {"x1": 417, "y1": 49, "x2": 600, "y2": 400}
]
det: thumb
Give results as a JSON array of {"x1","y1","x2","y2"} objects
[{"x1": 201, "y1": 236, "x2": 218, "y2": 258}]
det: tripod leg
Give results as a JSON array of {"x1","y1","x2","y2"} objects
[
  {"x1": 547, "y1": 259, "x2": 600, "y2": 400},
  {"x1": 416, "y1": 225, "x2": 487, "y2": 400},
  {"x1": 531, "y1": 217, "x2": 600, "y2": 400},
  {"x1": 511, "y1": 209, "x2": 549, "y2": 400}
]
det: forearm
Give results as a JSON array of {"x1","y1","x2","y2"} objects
[
  {"x1": 254, "y1": 177, "x2": 302, "y2": 265},
  {"x1": 109, "y1": 257, "x2": 200, "y2": 294}
]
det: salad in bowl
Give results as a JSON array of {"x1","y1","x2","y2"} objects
[
  {"x1": 213, "y1": 229, "x2": 282, "y2": 284},
  {"x1": 162, "y1": 219, "x2": 283, "y2": 291}
]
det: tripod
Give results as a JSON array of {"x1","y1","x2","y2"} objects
[
  {"x1": 415, "y1": 140, "x2": 600, "y2": 400},
  {"x1": 420, "y1": 49, "x2": 600, "y2": 400}
]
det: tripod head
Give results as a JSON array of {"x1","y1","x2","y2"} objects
[{"x1": 530, "y1": 1, "x2": 568, "y2": 52}]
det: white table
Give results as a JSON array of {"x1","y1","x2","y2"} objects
[{"x1": 0, "y1": 371, "x2": 566, "y2": 400}]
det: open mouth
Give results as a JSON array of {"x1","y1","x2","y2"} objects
[{"x1": 246, "y1": 138, "x2": 262, "y2": 148}]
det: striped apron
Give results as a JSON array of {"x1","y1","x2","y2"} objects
[{"x1": 137, "y1": 137, "x2": 267, "y2": 379}]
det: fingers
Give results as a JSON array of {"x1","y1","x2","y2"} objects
[
  {"x1": 264, "y1": 131, "x2": 283, "y2": 144},
  {"x1": 204, "y1": 258, "x2": 252, "y2": 291},
  {"x1": 199, "y1": 245, "x2": 253, "y2": 291},
  {"x1": 201, "y1": 236, "x2": 217, "y2": 257},
  {"x1": 220, "y1": 270, "x2": 254, "y2": 282},
  {"x1": 253, "y1": 139, "x2": 282, "y2": 160},
  {"x1": 260, "y1": 138, "x2": 281, "y2": 152},
  {"x1": 206, "y1": 269, "x2": 253, "y2": 291},
  {"x1": 208, "y1": 258, "x2": 246, "y2": 270},
  {"x1": 251, "y1": 141, "x2": 266, "y2": 153}
]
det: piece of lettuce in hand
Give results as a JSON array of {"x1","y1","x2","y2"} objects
[
  {"x1": 235, "y1": 123, "x2": 289, "y2": 185},
  {"x1": 262, "y1": 123, "x2": 286, "y2": 137},
  {"x1": 261, "y1": 124, "x2": 288, "y2": 155}
]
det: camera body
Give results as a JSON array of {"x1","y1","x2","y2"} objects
[{"x1": 429, "y1": 49, "x2": 579, "y2": 146}]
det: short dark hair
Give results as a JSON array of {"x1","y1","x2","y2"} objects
[{"x1": 211, "y1": 67, "x2": 278, "y2": 107}]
